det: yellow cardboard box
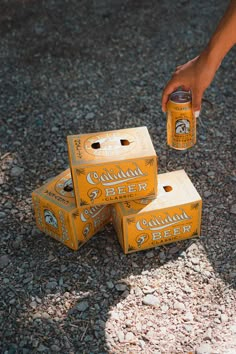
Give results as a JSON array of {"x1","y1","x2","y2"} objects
[
  {"x1": 67, "y1": 126, "x2": 158, "y2": 207},
  {"x1": 32, "y1": 169, "x2": 111, "y2": 250},
  {"x1": 111, "y1": 169, "x2": 202, "y2": 254}
]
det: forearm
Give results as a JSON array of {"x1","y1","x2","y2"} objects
[{"x1": 201, "y1": 0, "x2": 236, "y2": 70}]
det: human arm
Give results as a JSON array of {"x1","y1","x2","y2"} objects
[{"x1": 161, "y1": 0, "x2": 236, "y2": 116}]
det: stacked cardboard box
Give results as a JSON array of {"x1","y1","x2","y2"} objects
[{"x1": 32, "y1": 126, "x2": 202, "y2": 253}]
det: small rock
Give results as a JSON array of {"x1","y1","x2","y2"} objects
[
  {"x1": 168, "y1": 245, "x2": 179, "y2": 255},
  {"x1": 125, "y1": 332, "x2": 134, "y2": 341},
  {"x1": 230, "y1": 325, "x2": 236, "y2": 334},
  {"x1": 51, "y1": 344, "x2": 61, "y2": 352},
  {"x1": 142, "y1": 286, "x2": 155, "y2": 294},
  {"x1": 0, "y1": 212, "x2": 6, "y2": 218},
  {"x1": 184, "y1": 324, "x2": 193, "y2": 333},
  {"x1": 203, "y1": 327, "x2": 212, "y2": 341},
  {"x1": 220, "y1": 313, "x2": 228, "y2": 323},
  {"x1": 139, "y1": 339, "x2": 146, "y2": 349},
  {"x1": 41, "y1": 312, "x2": 50, "y2": 319},
  {"x1": 85, "y1": 112, "x2": 95, "y2": 120},
  {"x1": 191, "y1": 257, "x2": 200, "y2": 265},
  {"x1": 134, "y1": 286, "x2": 143, "y2": 297},
  {"x1": 51, "y1": 126, "x2": 59, "y2": 132},
  {"x1": 30, "y1": 301, "x2": 37, "y2": 309},
  {"x1": 195, "y1": 342, "x2": 212, "y2": 354},
  {"x1": 173, "y1": 301, "x2": 186, "y2": 311},
  {"x1": 183, "y1": 311, "x2": 193, "y2": 321},
  {"x1": 77, "y1": 301, "x2": 89, "y2": 312},
  {"x1": 33, "y1": 312, "x2": 42, "y2": 319},
  {"x1": 230, "y1": 204, "x2": 236, "y2": 214},
  {"x1": 161, "y1": 304, "x2": 169, "y2": 313},
  {"x1": 159, "y1": 251, "x2": 166, "y2": 260},
  {"x1": 146, "y1": 250, "x2": 155, "y2": 258},
  {"x1": 204, "y1": 191, "x2": 212, "y2": 198},
  {"x1": 12, "y1": 237, "x2": 22, "y2": 249},
  {"x1": 115, "y1": 283, "x2": 127, "y2": 292},
  {"x1": 11, "y1": 166, "x2": 24, "y2": 177},
  {"x1": 0, "y1": 255, "x2": 10, "y2": 269},
  {"x1": 46, "y1": 281, "x2": 57, "y2": 290},
  {"x1": 37, "y1": 344, "x2": 49, "y2": 352},
  {"x1": 107, "y1": 281, "x2": 114, "y2": 289},
  {"x1": 142, "y1": 294, "x2": 160, "y2": 307},
  {"x1": 117, "y1": 330, "x2": 125, "y2": 342}
]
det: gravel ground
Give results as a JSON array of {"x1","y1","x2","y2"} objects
[{"x1": 0, "y1": 0, "x2": 235, "y2": 353}]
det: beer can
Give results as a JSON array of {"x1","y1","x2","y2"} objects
[{"x1": 167, "y1": 90, "x2": 196, "y2": 150}]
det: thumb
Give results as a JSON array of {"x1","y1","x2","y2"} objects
[{"x1": 192, "y1": 90, "x2": 203, "y2": 118}]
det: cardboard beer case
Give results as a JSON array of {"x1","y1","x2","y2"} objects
[
  {"x1": 111, "y1": 169, "x2": 202, "y2": 254},
  {"x1": 32, "y1": 169, "x2": 111, "y2": 250},
  {"x1": 67, "y1": 126, "x2": 158, "y2": 207}
]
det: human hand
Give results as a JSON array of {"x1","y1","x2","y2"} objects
[{"x1": 161, "y1": 53, "x2": 219, "y2": 116}]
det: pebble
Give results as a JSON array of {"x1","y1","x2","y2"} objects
[
  {"x1": 203, "y1": 328, "x2": 212, "y2": 341},
  {"x1": 161, "y1": 304, "x2": 169, "y2": 313},
  {"x1": 146, "y1": 250, "x2": 155, "y2": 258},
  {"x1": 115, "y1": 283, "x2": 127, "y2": 292},
  {"x1": 173, "y1": 301, "x2": 186, "y2": 311},
  {"x1": 50, "y1": 344, "x2": 61, "y2": 352},
  {"x1": 195, "y1": 342, "x2": 212, "y2": 354},
  {"x1": 142, "y1": 294, "x2": 160, "y2": 307},
  {"x1": 10, "y1": 166, "x2": 24, "y2": 177},
  {"x1": 85, "y1": 112, "x2": 95, "y2": 120},
  {"x1": 230, "y1": 325, "x2": 236, "y2": 334},
  {"x1": 46, "y1": 281, "x2": 57, "y2": 290},
  {"x1": 204, "y1": 190, "x2": 212, "y2": 198},
  {"x1": 184, "y1": 311, "x2": 193, "y2": 322},
  {"x1": 191, "y1": 257, "x2": 200, "y2": 265},
  {"x1": 221, "y1": 313, "x2": 228, "y2": 323},
  {"x1": 107, "y1": 281, "x2": 114, "y2": 289},
  {"x1": 30, "y1": 301, "x2": 37, "y2": 309},
  {"x1": 51, "y1": 126, "x2": 59, "y2": 132},
  {"x1": 37, "y1": 344, "x2": 49, "y2": 352},
  {"x1": 230, "y1": 204, "x2": 236, "y2": 214},
  {"x1": 125, "y1": 332, "x2": 134, "y2": 341},
  {"x1": 117, "y1": 330, "x2": 125, "y2": 342},
  {"x1": 0, "y1": 212, "x2": 6, "y2": 218},
  {"x1": 0, "y1": 255, "x2": 10, "y2": 269},
  {"x1": 77, "y1": 301, "x2": 89, "y2": 312}
]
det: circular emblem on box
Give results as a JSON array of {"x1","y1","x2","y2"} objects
[
  {"x1": 44, "y1": 209, "x2": 58, "y2": 229},
  {"x1": 84, "y1": 132, "x2": 136, "y2": 156}
]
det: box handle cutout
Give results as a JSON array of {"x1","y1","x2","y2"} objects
[
  {"x1": 163, "y1": 185, "x2": 172, "y2": 192},
  {"x1": 91, "y1": 142, "x2": 101, "y2": 149},
  {"x1": 64, "y1": 185, "x2": 73, "y2": 192},
  {"x1": 120, "y1": 139, "x2": 130, "y2": 146}
]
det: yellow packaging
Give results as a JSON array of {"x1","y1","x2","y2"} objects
[
  {"x1": 67, "y1": 126, "x2": 158, "y2": 207},
  {"x1": 32, "y1": 169, "x2": 111, "y2": 250},
  {"x1": 111, "y1": 169, "x2": 202, "y2": 254}
]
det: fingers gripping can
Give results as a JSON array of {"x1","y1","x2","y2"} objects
[{"x1": 167, "y1": 90, "x2": 196, "y2": 150}]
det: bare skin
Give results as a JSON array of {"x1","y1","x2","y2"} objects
[{"x1": 162, "y1": 0, "x2": 236, "y2": 117}]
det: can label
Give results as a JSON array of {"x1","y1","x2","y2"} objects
[{"x1": 167, "y1": 91, "x2": 196, "y2": 150}]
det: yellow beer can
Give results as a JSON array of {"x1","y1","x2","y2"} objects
[{"x1": 167, "y1": 90, "x2": 196, "y2": 150}]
